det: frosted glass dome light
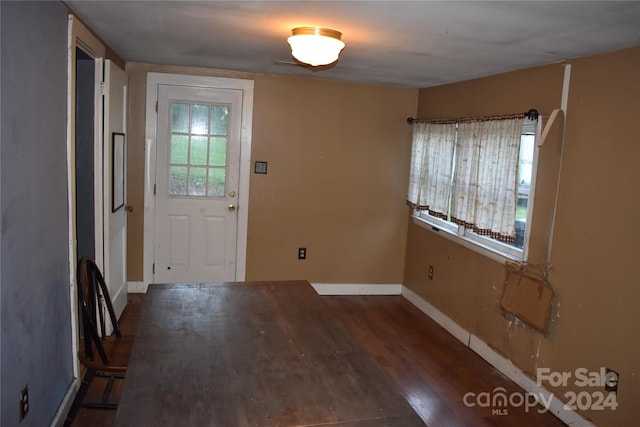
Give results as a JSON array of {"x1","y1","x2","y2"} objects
[{"x1": 287, "y1": 27, "x2": 345, "y2": 67}]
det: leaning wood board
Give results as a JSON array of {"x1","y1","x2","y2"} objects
[{"x1": 115, "y1": 281, "x2": 425, "y2": 426}]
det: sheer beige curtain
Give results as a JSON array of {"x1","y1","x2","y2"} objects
[
  {"x1": 407, "y1": 123, "x2": 456, "y2": 219},
  {"x1": 451, "y1": 118, "x2": 523, "y2": 242}
]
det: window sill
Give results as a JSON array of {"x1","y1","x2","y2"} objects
[{"x1": 411, "y1": 215, "x2": 523, "y2": 265}]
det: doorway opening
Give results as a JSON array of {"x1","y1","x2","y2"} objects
[{"x1": 75, "y1": 47, "x2": 96, "y2": 261}]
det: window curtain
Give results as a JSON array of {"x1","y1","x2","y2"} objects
[
  {"x1": 407, "y1": 123, "x2": 456, "y2": 219},
  {"x1": 450, "y1": 117, "x2": 523, "y2": 242}
]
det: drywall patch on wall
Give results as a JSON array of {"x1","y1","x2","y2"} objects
[{"x1": 500, "y1": 267, "x2": 554, "y2": 333}]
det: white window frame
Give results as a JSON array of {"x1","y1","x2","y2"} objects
[{"x1": 412, "y1": 118, "x2": 541, "y2": 264}]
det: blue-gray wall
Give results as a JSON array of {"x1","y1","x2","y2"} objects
[{"x1": 1, "y1": 2, "x2": 73, "y2": 425}]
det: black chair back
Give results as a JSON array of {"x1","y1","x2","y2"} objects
[{"x1": 77, "y1": 257, "x2": 121, "y2": 364}]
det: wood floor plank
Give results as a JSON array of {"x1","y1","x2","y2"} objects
[
  {"x1": 70, "y1": 291, "x2": 566, "y2": 427},
  {"x1": 115, "y1": 282, "x2": 424, "y2": 427},
  {"x1": 323, "y1": 295, "x2": 566, "y2": 427}
]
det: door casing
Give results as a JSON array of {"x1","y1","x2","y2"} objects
[
  {"x1": 141, "y1": 73, "x2": 254, "y2": 290},
  {"x1": 59, "y1": 14, "x2": 107, "y2": 426}
]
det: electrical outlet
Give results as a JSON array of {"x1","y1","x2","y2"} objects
[
  {"x1": 428, "y1": 265, "x2": 434, "y2": 280},
  {"x1": 298, "y1": 247, "x2": 307, "y2": 260},
  {"x1": 19, "y1": 385, "x2": 28, "y2": 421}
]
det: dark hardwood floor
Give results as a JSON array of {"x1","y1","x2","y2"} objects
[
  {"x1": 68, "y1": 292, "x2": 565, "y2": 426},
  {"x1": 69, "y1": 293, "x2": 144, "y2": 427},
  {"x1": 323, "y1": 296, "x2": 566, "y2": 427}
]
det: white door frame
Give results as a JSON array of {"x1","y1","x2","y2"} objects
[
  {"x1": 102, "y1": 60, "x2": 128, "y2": 326},
  {"x1": 57, "y1": 14, "x2": 107, "y2": 426},
  {"x1": 142, "y1": 73, "x2": 253, "y2": 290}
]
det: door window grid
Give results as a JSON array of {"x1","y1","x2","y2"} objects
[{"x1": 168, "y1": 102, "x2": 229, "y2": 197}]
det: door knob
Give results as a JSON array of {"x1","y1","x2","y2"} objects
[
  {"x1": 125, "y1": 205, "x2": 134, "y2": 213},
  {"x1": 228, "y1": 204, "x2": 236, "y2": 212}
]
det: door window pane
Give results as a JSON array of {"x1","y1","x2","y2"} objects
[
  {"x1": 190, "y1": 136, "x2": 208, "y2": 166},
  {"x1": 210, "y1": 105, "x2": 229, "y2": 136},
  {"x1": 188, "y1": 167, "x2": 207, "y2": 196},
  {"x1": 191, "y1": 104, "x2": 209, "y2": 135},
  {"x1": 171, "y1": 103, "x2": 189, "y2": 133},
  {"x1": 170, "y1": 135, "x2": 189, "y2": 164},
  {"x1": 170, "y1": 166, "x2": 188, "y2": 195},
  {"x1": 209, "y1": 137, "x2": 227, "y2": 167},
  {"x1": 208, "y1": 168, "x2": 225, "y2": 197}
]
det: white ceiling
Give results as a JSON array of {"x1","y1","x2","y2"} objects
[{"x1": 66, "y1": 1, "x2": 640, "y2": 88}]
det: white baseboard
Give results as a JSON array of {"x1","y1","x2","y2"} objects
[
  {"x1": 468, "y1": 336, "x2": 593, "y2": 426},
  {"x1": 311, "y1": 283, "x2": 403, "y2": 295},
  {"x1": 50, "y1": 378, "x2": 79, "y2": 426},
  {"x1": 127, "y1": 281, "x2": 148, "y2": 293},
  {"x1": 401, "y1": 285, "x2": 594, "y2": 427},
  {"x1": 401, "y1": 286, "x2": 471, "y2": 345}
]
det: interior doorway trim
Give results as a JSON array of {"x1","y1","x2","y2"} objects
[
  {"x1": 143, "y1": 73, "x2": 254, "y2": 287},
  {"x1": 59, "y1": 14, "x2": 107, "y2": 427}
]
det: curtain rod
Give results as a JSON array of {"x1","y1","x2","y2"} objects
[{"x1": 406, "y1": 109, "x2": 539, "y2": 125}]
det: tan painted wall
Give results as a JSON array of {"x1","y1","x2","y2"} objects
[
  {"x1": 126, "y1": 62, "x2": 417, "y2": 284},
  {"x1": 404, "y1": 47, "x2": 640, "y2": 426}
]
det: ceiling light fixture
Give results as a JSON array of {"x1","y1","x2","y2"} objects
[{"x1": 287, "y1": 27, "x2": 345, "y2": 67}]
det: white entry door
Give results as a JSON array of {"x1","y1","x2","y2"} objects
[
  {"x1": 103, "y1": 60, "x2": 128, "y2": 319},
  {"x1": 154, "y1": 84, "x2": 242, "y2": 283}
]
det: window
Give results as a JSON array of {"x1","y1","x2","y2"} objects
[
  {"x1": 168, "y1": 102, "x2": 229, "y2": 197},
  {"x1": 514, "y1": 122, "x2": 536, "y2": 250},
  {"x1": 408, "y1": 116, "x2": 539, "y2": 261}
]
